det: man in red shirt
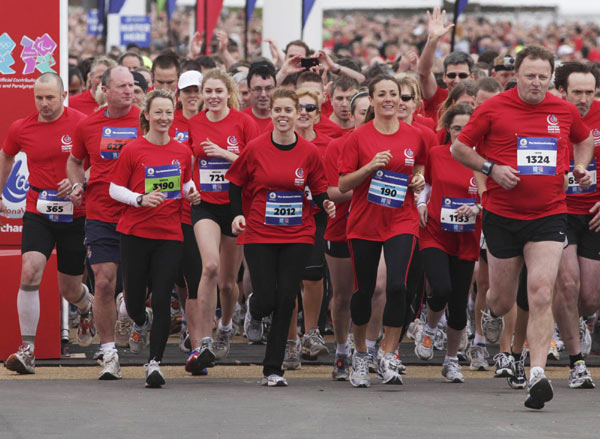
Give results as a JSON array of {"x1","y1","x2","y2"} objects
[
  {"x1": 152, "y1": 53, "x2": 180, "y2": 95},
  {"x1": 243, "y1": 62, "x2": 276, "y2": 133},
  {"x1": 328, "y1": 76, "x2": 359, "y2": 134},
  {"x1": 452, "y1": 46, "x2": 594, "y2": 410},
  {"x1": 67, "y1": 66, "x2": 141, "y2": 380},
  {"x1": 69, "y1": 56, "x2": 116, "y2": 115},
  {"x1": 1, "y1": 73, "x2": 94, "y2": 374},
  {"x1": 553, "y1": 61, "x2": 600, "y2": 390},
  {"x1": 417, "y1": 8, "x2": 475, "y2": 123}
]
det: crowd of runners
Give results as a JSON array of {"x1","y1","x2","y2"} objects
[{"x1": 2, "y1": 7, "x2": 599, "y2": 410}]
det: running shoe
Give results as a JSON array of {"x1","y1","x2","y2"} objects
[
  {"x1": 77, "y1": 305, "x2": 97, "y2": 347},
  {"x1": 283, "y1": 338, "x2": 301, "y2": 370},
  {"x1": 442, "y1": 359, "x2": 464, "y2": 383},
  {"x1": 232, "y1": 301, "x2": 246, "y2": 336},
  {"x1": 115, "y1": 293, "x2": 133, "y2": 348},
  {"x1": 261, "y1": 374, "x2": 288, "y2": 387},
  {"x1": 350, "y1": 352, "x2": 370, "y2": 388},
  {"x1": 185, "y1": 337, "x2": 216, "y2": 374},
  {"x1": 178, "y1": 324, "x2": 191, "y2": 353},
  {"x1": 332, "y1": 353, "x2": 350, "y2": 381},
  {"x1": 508, "y1": 351, "x2": 527, "y2": 389},
  {"x1": 467, "y1": 342, "x2": 490, "y2": 371},
  {"x1": 411, "y1": 319, "x2": 424, "y2": 343},
  {"x1": 406, "y1": 318, "x2": 422, "y2": 341},
  {"x1": 145, "y1": 359, "x2": 165, "y2": 388},
  {"x1": 93, "y1": 348, "x2": 104, "y2": 365},
  {"x1": 129, "y1": 308, "x2": 153, "y2": 354},
  {"x1": 5, "y1": 344, "x2": 35, "y2": 374},
  {"x1": 457, "y1": 330, "x2": 469, "y2": 360},
  {"x1": 170, "y1": 294, "x2": 183, "y2": 334},
  {"x1": 547, "y1": 339, "x2": 560, "y2": 361},
  {"x1": 99, "y1": 349, "x2": 122, "y2": 380},
  {"x1": 302, "y1": 328, "x2": 329, "y2": 360},
  {"x1": 377, "y1": 353, "x2": 403, "y2": 385},
  {"x1": 524, "y1": 370, "x2": 553, "y2": 410},
  {"x1": 214, "y1": 324, "x2": 234, "y2": 360},
  {"x1": 568, "y1": 360, "x2": 595, "y2": 389},
  {"x1": 367, "y1": 347, "x2": 378, "y2": 373},
  {"x1": 244, "y1": 294, "x2": 264, "y2": 344},
  {"x1": 552, "y1": 324, "x2": 565, "y2": 352},
  {"x1": 414, "y1": 328, "x2": 435, "y2": 361},
  {"x1": 433, "y1": 324, "x2": 447, "y2": 351},
  {"x1": 580, "y1": 317, "x2": 592, "y2": 358},
  {"x1": 481, "y1": 309, "x2": 503, "y2": 344},
  {"x1": 493, "y1": 353, "x2": 515, "y2": 378}
]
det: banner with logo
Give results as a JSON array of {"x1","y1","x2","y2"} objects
[{"x1": 0, "y1": 0, "x2": 64, "y2": 247}]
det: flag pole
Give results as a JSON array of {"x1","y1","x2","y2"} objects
[
  {"x1": 301, "y1": 0, "x2": 305, "y2": 40},
  {"x1": 244, "y1": 0, "x2": 249, "y2": 59},
  {"x1": 450, "y1": 0, "x2": 459, "y2": 52},
  {"x1": 203, "y1": 0, "x2": 208, "y2": 55}
]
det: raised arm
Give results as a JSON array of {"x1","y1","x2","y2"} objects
[{"x1": 418, "y1": 8, "x2": 454, "y2": 100}]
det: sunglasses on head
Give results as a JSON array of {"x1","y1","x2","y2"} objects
[
  {"x1": 446, "y1": 72, "x2": 470, "y2": 79},
  {"x1": 299, "y1": 104, "x2": 318, "y2": 112},
  {"x1": 400, "y1": 94, "x2": 415, "y2": 102}
]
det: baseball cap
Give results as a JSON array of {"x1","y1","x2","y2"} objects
[
  {"x1": 132, "y1": 71, "x2": 148, "y2": 92},
  {"x1": 178, "y1": 70, "x2": 202, "y2": 90}
]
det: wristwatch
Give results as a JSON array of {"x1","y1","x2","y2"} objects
[
  {"x1": 481, "y1": 161, "x2": 495, "y2": 176},
  {"x1": 136, "y1": 194, "x2": 144, "y2": 206}
]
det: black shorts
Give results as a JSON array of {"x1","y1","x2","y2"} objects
[
  {"x1": 482, "y1": 210, "x2": 567, "y2": 259},
  {"x1": 566, "y1": 214, "x2": 600, "y2": 260},
  {"x1": 302, "y1": 211, "x2": 327, "y2": 281},
  {"x1": 21, "y1": 212, "x2": 86, "y2": 276},
  {"x1": 84, "y1": 219, "x2": 121, "y2": 265},
  {"x1": 324, "y1": 240, "x2": 350, "y2": 258},
  {"x1": 191, "y1": 201, "x2": 235, "y2": 237}
]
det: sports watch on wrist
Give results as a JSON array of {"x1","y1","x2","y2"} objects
[
  {"x1": 481, "y1": 161, "x2": 495, "y2": 176},
  {"x1": 136, "y1": 194, "x2": 144, "y2": 206}
]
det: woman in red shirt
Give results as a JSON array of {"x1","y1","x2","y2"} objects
[
  {"x1": 226, "y1": 88, "x2": 335, "y2": 386},
  {"x1": 109, "y1": 90, "x2": 201, "y2": 387},
  {"x1": 338, "y1": 75, "x2": 426, "y2": 388},
  {"x1": 414, "y1": 103, "x2": 480, "y2": 383},
  {"x1": 186, "y1": 69, "x2": 259, "y2": 374}
]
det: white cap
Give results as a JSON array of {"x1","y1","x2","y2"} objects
[{"x1": 178, "y1": 70, "x2": 202, "y2": 90}]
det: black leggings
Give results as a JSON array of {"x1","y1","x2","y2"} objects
[
  {"x1": 120, "y1": 234, "x2": 182, "y2": 362},
  {"x1": 422, "y1": 247, "x2": 475, "y2": 331},
  {"x1": 349, "y1": 234, "x2": 416, "y2": 327},
  {"x1": 244, "y1": 243, "x2": 312, "y2": 377},
  {"x1": 177, "y1": 223, "x2": 202, "y2": 299}
]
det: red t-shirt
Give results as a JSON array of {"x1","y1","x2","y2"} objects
[
  {"x1": 420, "y1": 145, "x2": 482, "y2": 261},
  {"x1": 111, "y1": 137, "x2": 192, "y2": 241},
  {"x1": 2, "y1": 107, "x2": 87, "y2": 219},
  {"x1": 338, "y1": 121, "x2": 426, "y2": 241},
  {"x1": 315, "y1": 116, "x2": 343, "y2": 139},
  {"x1": 458, "y1": 88, "x2": 589, "y2": 220},
  {"x1": 423, "y1": 86, "x2": 448, "y2": 123},
  {"x1": 242, "y1": 106, "x2": 273, "y2": 133},
  {"x1": 566, "y1": 100, "x2": 600, "y2": 215},
  {"x1": 412, "y1": 122, "x2": 439, "y2": 156},
  {"x1": 188, "y1": 108, "x2": 260, "y2": 205},
  {"x1": 226, "y1": 132, "x2": 328, "y2": 245},
  {"x1": 414, "y1": 114, "x2": 437, "y2": 132},
  {"x1": 323, "y1": 132, "x2": 351, "y2": 242},
  {"x1": 69, "y1": 89, "x2": 99, "y2": 116},
  {"x1": 168, "y1": 109, "x2": 194, "y2": 225},
  {"x1": 321, "y1": 99, "x2": 333, "y2": 118},
  {"x1": 71, "y1": 106, "x2": 141, "y2": 223}
]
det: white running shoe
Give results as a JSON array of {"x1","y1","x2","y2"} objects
[
  {"x1": 5, "y1": 344, "x2": 35, "y2": 374},
  {"x1": 130, "y1": 308, "x2": 153, "y2": 354},
  {"x1": 377, "y1": 353, "x2": 403, "y2": 385},
  {"x1": 493, "y1": 353, "x2": 515, "y2": 378},
  {"x1": 525, "y1": 370, "x2": 553, "y2": 410},
  {"x1": 442, "y1": 359, "x2": 464, "y2": 383},
  {"x1": 115, "y1": 293, "x2": 133, "y2": 348},
  {"x1": 580, "y1": 317, "x2": 592, "y2": 358},
  {"x1": 481, "y1": 309, "x2": 503, "y2": 344},
  {"x1": 350, "y1": 352, "x2": 371, "y2": 388},
  {"x1": 406, "y1": 318, "x2": 424, "y2": 341},
  {"x1": 261, "y1": 374, "x2": 288, "y2": 387},
  {"x1": 99, "y1": 349, "x2": 122, "y2": 380},
  {"x1": 77, "y1": 303, "x2": 97, "y2": 347},
  {"x1": 568, "y1": 360, "x2": 595, "y2": 389},
  {"x1": 244, "y1": 294, "x2": 264, "y2": 344},
  {"x1": 467, "y1": 343, "x2": 490, "y2": 371},
  {"x1": 283, "y1": 338, "x2": 301, "y2": 370},
  {"x1": 145, "y1": 359, "x2": 165, "y2": 388},
  {"x1": 214, "y1": 324, "x2": 233, "y2": 361},
  {"x1": 547, "y1": 339, "x2": 560, "y2": 361},
  {"x1": 414, "y1": 328, "x2": 435, "y2": 361},
  {"x1": 302, "y1": 328, "x2": 329, "y2": 359}
]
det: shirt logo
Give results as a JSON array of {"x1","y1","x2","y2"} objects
[
  {"x1": 147, "y1": 168, "x2": 155, "y2": 176},
  {"x1": 60, "y1": 134, "x2": 72, "y2": 153},
  {"x1": 104, "y1": 128, "x2": 112, "y2": 135},
  {"x1": 593, "y1": 128, "x2": 600, "y2": 147},
  {"x1": 444, "y1": 198, "x2": 451, "y2": 206},
  {"x1": 294, "y1": 168, "x2": 305, "y2": 186},
  {"x1": 227, "y1": 135, "x2": 240, "y2": 153},
  {"x1": 404, "y1": 148, "x2": 415, "y2": 166},
  {"x1": 468, "y1": 177, "x2": 478, "y2": 195},
  {"x1": 547, "y1": 114, "x2": 560, "y2": 134},
  {"x1": 269, "y1": 192, "x2": 277, "y2": 200}
]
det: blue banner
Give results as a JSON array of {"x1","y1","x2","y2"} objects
[
  {"x1": 120, "y1": 16, "x2": 151, "y2": 48},
  {"x1": 457, "y1": 0, "x2": 469, "y2": 17},
  {"x1": 302, "y1": 0, "x2": 316, "y2": 27},
  {"x1": 87, "y1": 9, "x2": 104, "y2": 36},
  {"x1": 246, "y1": 0, "x2": 257, "y2": 21},
  {"x1": 108, "y1": 0, "x2": 126, "y2": 14},
  {"x1": 167, "y1": 0, "x2": 177, "y2": 20}
]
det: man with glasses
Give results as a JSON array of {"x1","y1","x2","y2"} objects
[
  {"x1": 418, "y1": 8, "x2": 474, "y2": 123},
  {"x1": 243, "y1": 62, "x2": 276, "y2": 133}
]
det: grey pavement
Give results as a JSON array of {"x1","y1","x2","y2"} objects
[{"x1": 1, "y1": 374, "x2": 598, "y2": 439}]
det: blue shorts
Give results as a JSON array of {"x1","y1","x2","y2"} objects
[{"x1": 85, "y1": 219, "x2": 120, "y2": 265}]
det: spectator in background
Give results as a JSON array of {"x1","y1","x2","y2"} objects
[
  {"x1": 152, "y1": 52, "x2": 181, "y2": 94},
  {"x1": 70, "y1": 56, "x2": 117, "y2": 115},
  {"x1": 69, "y1": 66, "x2": 85, "y2": 97},
  {"x1": 119, "y1": 51, "x2": 144, "y2": 72},
  {"x1": 132, "y1": 71, "x2": 149, "y2": 109}
]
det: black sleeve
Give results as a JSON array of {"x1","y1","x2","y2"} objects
[
  {"x1": 312, "y1": 192, "x2": 329, "y2": 211},
  {"x1": 229, "y1": 183, "x2": 243, "y2": 217}
]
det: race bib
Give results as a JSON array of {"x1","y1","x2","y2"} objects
[
  {"x1": 145, "y1": 164, "x2": 181, "y2": 200},
  {"x1": 566, "y1": 160, "x2": 597, "y2": 195},
  {"x1": 199, "y1": 158, "x2": 230, "y2": 192},
  {"x1": 440, "y1": 197, "x2": 476, "y2": 232},
  {"x1": 99, "y1": 127, "x2": 137, "y2": 159},
  {"x1": 265, "y1": 191, "x2": 303, "y2": 226},
  {"x1": 516, "y1": 137, "x2": 557, "y2": 175},
  {"x1": 367, "y1": 170, "x2": 408, "y2": 208},
  {"x1": 175, "y1": 131, "x2": 188, "y2": 143},
  {"x1": 36, "y1": 190, "x2": 73, "y2": 223}
]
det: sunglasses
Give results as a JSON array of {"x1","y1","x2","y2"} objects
[
  {"x1": 445, "y1": 72, "x2": 470, "y2": 79},
  {"x1": 400, "y1": 94, "x2": 415, "y2": 102},
  {"x1": 299, "y1": 104, "x2": 318, "y2": 112}
]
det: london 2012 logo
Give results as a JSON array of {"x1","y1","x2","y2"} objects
[{"x1": 3, "y1": 154, "x2": 29, "y2": 203}]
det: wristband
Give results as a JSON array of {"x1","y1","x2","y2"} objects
[
  {"x1": 575, "y1": 164, "x2": 586, "y2": 170},
  {"x1": 416, "y1": 202, "x2": 427, "y2": 208},
  {"x1": 72, "y1": 182, "x2": 82, "y2": 192}
]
